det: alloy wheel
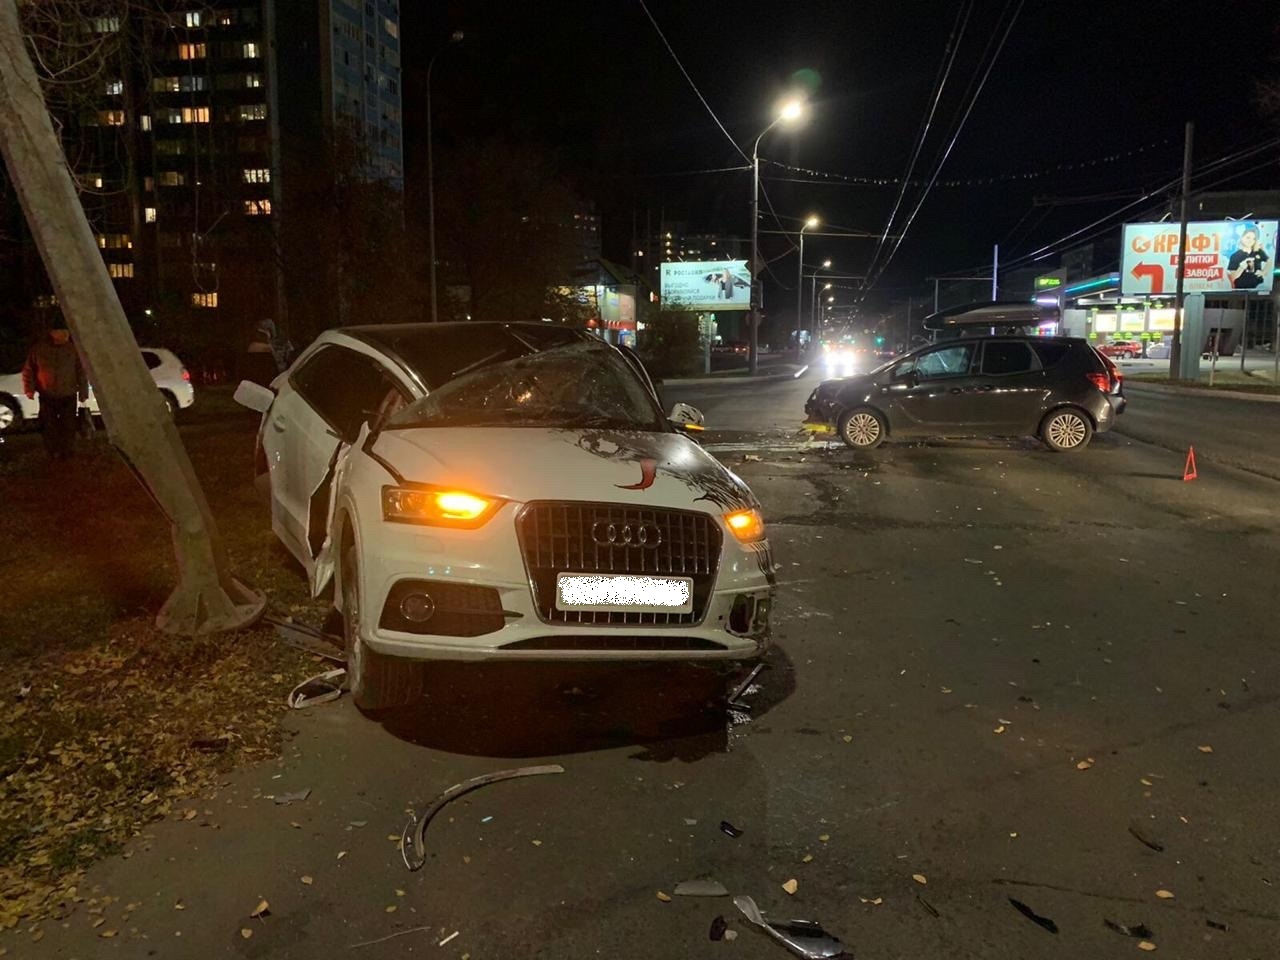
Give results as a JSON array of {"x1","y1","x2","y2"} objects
[
  {"x1": 844, "y1": 412, "x2": 882, "y2": 447},
  {"x1": 1047, "y1": 412, "x2": 1087, "y2": 448}
]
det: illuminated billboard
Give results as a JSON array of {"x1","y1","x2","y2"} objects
[
  {"x1": 659, "y1": 260, "x2": 752, "y2": 312},
  {"x1": 1121, "y1": 220, "x2": 1276, "y2": 295}
]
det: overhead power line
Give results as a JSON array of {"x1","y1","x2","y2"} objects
[{"x1": 636, "y1": 0, "x2": 748, "y2": 164}]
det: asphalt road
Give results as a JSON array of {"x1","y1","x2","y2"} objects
[{"x1": 33, "y1": 374, "x2": 1280, "y2": 959}]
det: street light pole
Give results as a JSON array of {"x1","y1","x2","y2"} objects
[
  {"x1": 795, "y1": 216, "x2": 818, "y2": 360},
  {"x1": 426, "y1": 30, "x2": 464, "y2": 324},
  {"x1": 810, "y1": 260, "x2": 830, "y2": 338},
  {"x1": 748, "y1": 98, "x2": 805, "y2": 375}
]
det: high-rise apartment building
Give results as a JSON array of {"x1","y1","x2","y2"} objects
[{"x1": 0, "y1": 1, "x2": 404, "y2": 375}]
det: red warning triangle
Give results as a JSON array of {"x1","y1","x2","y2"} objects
[{"x1": 1183, "y1": 446, "x2": 1197, "y2": 482}]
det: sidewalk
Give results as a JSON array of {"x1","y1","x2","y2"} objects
[{"x1": 1125, "y1": 376, "x2": 1280, "y2": 403}]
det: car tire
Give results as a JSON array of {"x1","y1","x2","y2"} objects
[
  {"x1": 341, "y1": 546, "x2": 424, "y2": 711},
  {"x1": 0, "y1": 395, "x2": 19, "y2": 434},
  {"x1": 837, "y1": 406, "x2": 886, "y2": 450},
  {"x1": 1040, "y1": 407, "x2": 1093, "y2": 452}
]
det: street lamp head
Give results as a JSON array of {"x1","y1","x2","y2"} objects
[
  {"x1": 823, "y1": 282, "x2": 832, "y2": 290},
  {"x1": 777, "y1": 97, "x2": 806, "y2": 124},
  {"x1": 822, "y1": 259, "x2": 832, "y2": 268},
  {"x1": 827, "y1": 295, "x2": 835, "y2": 302},
  {"x1": 804, "y1": 215, "x2": 820, "y2": 229},
  {"x1": 449, "y1": 30, "x2": 465, "y2": 43}
]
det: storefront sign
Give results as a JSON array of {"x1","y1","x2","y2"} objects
[
  {"x1": 660, "y1": 260, "x2": 752, "y2": 312},
  {"x1": 1121, "y1": 220, "x2": 1277, "y2": 295}
]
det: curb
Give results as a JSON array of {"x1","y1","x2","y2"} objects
[
  {"x1": 662, "y1": 366, "x2": 808, "y2": 387},
  {"x1": 1125, "y1": 380, "x2": 1280, "y2": 404}
]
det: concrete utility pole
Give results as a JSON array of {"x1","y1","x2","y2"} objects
[
  {"x1": 0, "y1": 0, "x2": 263, "y2": 634},
  {"x1": 1170, "y1": 121, "x2": 1194, "y2": 376}
]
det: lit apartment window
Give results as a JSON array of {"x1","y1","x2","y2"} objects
[
  {"x1": 91, "y1": 17, "x2": 120, "y2": 33},
  {"x1": 104, "y1": 79, "x2": 124, "y2": 96},
  {"x1": 191, "y1": 292, "x2": 218, "y2": 308},
  {"x1": 243, "y1": 199, "x2": 272, "y2": 216},
  {"x1": 153, "y1": 76, "x2": 180, "y2": 92},
  {"x1": 97, "y1": 109, "x2": 126, "y2": 126},
  {"x1": 242, "y1": 168, "x2": 271, "y2": 184},
  {"x1": 108, "y1": 263, "x2": 135, "y2": 279},
  {"x1": 144, "y1": 207, "x2": 157, "y2": 223},
  {"x1": 34, "y1": 294, "x2": 58, "y2": 308},
  {"x1": 84, "y1": 172, "x2": 104, "y2": 189},
  {"x1": 178, "y1": 43, "x2": 206, "y2": 60},
  {"x1": 242, "y1": 41, "x2": 260, "y2": 58},
  {"x1": 182, "y1": 106, "x2": 210, "y2": 123},
  {"x1": 140, "y1": 115, "x2": 152, "y2": 131},
  {"x1": 216, "y1": 10, "x2": 237, "y2": 26},
  {"x1": 96, "y1": 233, "x2": 131, "y2": 250},
  {"x1": 244, "y1": 72, "x2": 263, "y2": 88},
  {"x1": 237, "y1": 104, "x2": 267, "y2": 121},
  {"x1": 186, "y1": 11, "x2": 202, "y2": 27},
  {"x1": 383, "y1": 16, "x2": 399, "y2": 38},
  {"x1": 158, "y1": 171, "x2": 186, "y2": 187}
]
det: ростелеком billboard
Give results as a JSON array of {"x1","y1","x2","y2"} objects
[
  {"x1": 659, "y1": 260, "x2": 752, "y2": 311},
  {"x1": 1121, "y1": 220, "x2": 1277, "y2": 296}
]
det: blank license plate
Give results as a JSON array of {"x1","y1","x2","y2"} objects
[{"x1": 555, "y1": 574, "x2": 693, "y2": 614}]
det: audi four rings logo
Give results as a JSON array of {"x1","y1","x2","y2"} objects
[{"x1": 591, "y1": 521, "x2": 662, "y2": 548}]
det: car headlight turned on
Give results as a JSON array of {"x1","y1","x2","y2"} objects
[
  {"x1": 382, "y1": 485, "x2": 502, "y2": 528},
  {"x1": 724, "y1": 508, "x2": 766, "y2": 543}
]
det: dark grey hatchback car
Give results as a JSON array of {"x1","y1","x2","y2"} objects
[{"x1": 804, "y1": 336, "x2": 1125, "y2": 452}]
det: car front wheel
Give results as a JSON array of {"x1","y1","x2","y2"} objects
[
  {"x1": 1040, "y1": 407, "x2": 1093, "y2": 452},
  {"x1": 837, "y1": 406, "x2": 886, "y2": 450},
  {"x1": 0, "y1": 396, "x2": 19, "y2": 433},
  {"x1": 341, "y1": 546, "x2": 424, "y2": 711}
]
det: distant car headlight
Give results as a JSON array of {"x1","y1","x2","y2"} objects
[
  {"x1": 382, "y1": 485, "x2": 502, "y2": 528},
  {"x1": 724, "y1": 508, "x2": 766, "y2": 543}
]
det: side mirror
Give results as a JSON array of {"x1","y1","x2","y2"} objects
[
  {"x1": 668, "y1": 401, "x2": 705, "y2": 431},
  {"x1": 234, "y1": 379, "x2": 274, "y2": 414}
]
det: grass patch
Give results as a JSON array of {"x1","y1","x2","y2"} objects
[{"x1": 0, "y1": 417, "x2": 330, "y2": 927}]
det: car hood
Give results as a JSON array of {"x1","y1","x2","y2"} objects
[{"x1": 369, "y1": 427, "x2": 757, "y2": 513}]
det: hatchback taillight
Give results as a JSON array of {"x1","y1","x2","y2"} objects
[
  {"x1": 1086, "y1": 372, "x2": 1110, "y2": 392},
  {"x1": 182, "y1": 369, "x2": 191, "y2": 382}
]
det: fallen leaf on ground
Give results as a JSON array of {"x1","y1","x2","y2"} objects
[
  {"x1": 858, "y1": 896, "x2": 884, "y2": 905},
  {"x1": 240, "y1": 928, "x2": 253, "y2": 939},
  {"x1": 1138, "y1": 942, "x2": 1156, "y2": 951},
  {"x1": 1140, "y1": 778, "x2": 1153, "y2": 786},
  {"x1": 1077, "y1": 758, "x2": 1095, "y2": 770},
  {"x1": 385, "y1": 905, "x2": 396, "y2": 913},
  {"x1": 818, "y1": 834, "x2": 830, "y2": 842},
  {"x1": 1155, "y1": 889, "x2": 1175, "y2": 899},
  {"x1": 842, "y1": 735, "x2": 853, "y2": 743},
  {"x1": 993, "y1": 726, "x2": 1006, "y2": 734},
  {"x1": 782, "y1": 879, "x2": 798, "y2": 895},
  {"x1": 724, "y1": 929, "x2": 738, "y2": 941},
  {"x1": 337, "y1": 851, "x2": 347, "y2": 860},
  {"x1": 1197, "y1": 745, "x2": 1213, "y2": 754},
  {"x1": 531, "y1": 840, "x2": 542, "y2": 846},
  {"x1": 300, "y1": 876, "x2": 313, "y2": 885},
  {"x1": 912, "y1": 874, "x2": 928, "y2": 885},
  {"x1": 250, "y1": 899, "x2": 269, "y2": 918},
  {"x1": 802, "y1": 854, "x2": 813, "y2": 863},
  {"x1": 656, "y1": 891, "x2": 671, "y2": 902},
  {"x1": 99, "y1": 929, "x2": 117, "y2": 939}
]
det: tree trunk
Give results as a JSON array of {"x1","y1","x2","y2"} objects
[{"x1": 0, "y1": 1, "x2": 264, "y2": 634}]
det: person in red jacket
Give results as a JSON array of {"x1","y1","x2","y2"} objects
[{"x1": 21, "y1": 319, "x2": 88, "y2": 460}]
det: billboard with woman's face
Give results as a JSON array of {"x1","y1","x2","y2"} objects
[
  {"x1": 660, "y1": 260, "x2": 752, "y2": 311},
  {"x1": 1121, "y1": 220, "x2": 1277, "y2": 295}
]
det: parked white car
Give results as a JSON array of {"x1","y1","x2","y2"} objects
[
  {"x1": 0, "y1": 346, "x2": 194, "y2": 432},
  {"x1": 235, "y1": 323, "x2": 776, "y2": 710}
]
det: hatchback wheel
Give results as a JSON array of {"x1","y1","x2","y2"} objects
[
  {"x1": 342, "y1": 547, "x2": 424, "y2": 711},
  {"x1": 0, "y1": 397, "x2": 19, "y2": 434},
  {"x1": 837, "y1": 407, "x2": 886, "y2": 450},
  {"x1": 1040, "y1": 407, "x2": 1093, "y2": 452}
]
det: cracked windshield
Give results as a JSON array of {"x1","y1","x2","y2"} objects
[{"x1": 1, "y1": 1, "x2": 1279, "y2": 957}]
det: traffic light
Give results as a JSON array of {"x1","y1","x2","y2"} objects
[{"x1": 875, "y1": 336, "x2": 885, "y2": 346}]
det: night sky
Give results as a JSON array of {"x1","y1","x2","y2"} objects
[{"x1": 403, "y1": 2, "x2": 1280, "y2": 311}]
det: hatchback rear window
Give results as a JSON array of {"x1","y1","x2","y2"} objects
[{"x1": 1031, "y1": 341, "x2": 1072, "y2": 367}]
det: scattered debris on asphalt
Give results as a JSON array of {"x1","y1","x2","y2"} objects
[
  {"x1": 250, "y1": 899, "x2": 270, "y2": 919},
  {"x1": 720, "y1": 820, "x2": 744, "y2": 838},
  {"x1": 288, "y1": 668, "x2": 346, "y2": 709},
  {"x1": 732, "y1": 895, "x2": 847, "y2": 958},
  {"x1": 1076, "y1": 758, "x2": 1096, "y2": 770},
  {"x1": 912, "y1": 873, "x2": 927, "y2": 885},
  {"x1": 1008, "y1": 897, "x2": 1058, "y2": 934},
  {"x1": 400, "y1": 764, "x2": 566, "y2": 871},
  {"x1": 710, "y1": 915, "x2": 728, "y2": 941},
  {"x1": 656, "y1": 891, "x2": 672, "y2": 902},
  {"x1": 438, "y1": 931, "x2": 460, "y2": 946},
  {"x1": 1138, "y1": 941, "x2": 1157, "y2": 951},
  {"x1": 1154, "y1": 889, "x2": 1175, "y2": 899},
  {"x1": 1206, "y1": 919, "x2": 1228, "y2": 932},
  {"x1": 674, "y1": 879, "x2": 729, "y2": 897},
  {"x1": 1197, "y1": 745, "x2": 1214, "y2": 754},
  {"x1": 1128, "y1": 825, "x2": 1165, "y2": 853},
  {"x1": 916, "y1": 894, "x2": 939, "y2": 918},
  {"x1": 727, "y1": 663, "x2": 766, "y2": 711},
  {"x1": 781, "y1": 878, "x2": 799, "y2": 895},
  {"x1": 272, "y1": 788, "x2": 311, "y2": 806},
  {"x1": 1104, "y1": 919, "x2": 1154, "y2": 939}
]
